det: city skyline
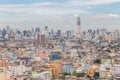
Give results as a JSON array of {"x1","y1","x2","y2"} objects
[{"x1": 0, "y1": 0, "x2": 120, "y2": 31}]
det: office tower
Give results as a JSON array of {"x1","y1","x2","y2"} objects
[
  {"x1": 96, "y1": 29, "x2": 99, "y2": 35},
  {"x1": 31, "y1": 28, "x2": 34, "y2": 33},
  {"x1": 51, "y1": 29, "x2": 54, "y2": 34},
  {"x1": 37, "y1": 34, "x2": 46, "y2": 47},
  {"x1": 93, "y1": 30, "x2": 96, "y2": 35},
  {"x1": 16, "y1": 30, "x2": 21, "y2": 34},
  {"x1": 114, "y1": 29, "x2": 119, "y2": 39},
  {"x1": 44, "y1": 26, "x2": 49, "y2": 37},
  {"x1": 23, "y1": 30, "x2": 28, "y2": 37},
  {"x1": 86, "y1": 29, "x2": 92, "y2": 40},
  {"x1": 37, "y1": 34, "x2": 40, "y2": 43},
  {"x1": 45, "y1": 26, "x2": 48, "y2": 30},
  {"x1": 27, "y1": 30, "x2": 31, "y2": 37},
  {"x1": 105, "y1": 32, "x2": 114, "y2": 41},
  {"x1": 0, "y1": 29, "x2": 1, "y2": 32},
  {"x1": 88, "y1": 29, "x2": 92, "y2": 33},
  {"x1": 99, "y1": 29, "x2": 106, "y2": 36},
  {"x1": 82, "y1": 31, "x2": 86, "y2": 36},
  {"x1": 66, "y1": 30, "x2": 72, "y2": 38},
  {"x1": 41, "y1": 34, "x2": 46, "y2": 42},
  {"x1": 2, "y1": 28, "x2": 7, "y2": 38},
  {"x1": 6, "y1": 25, "x2": 10, "y2": 34},
  {"x1": 76, "y1": 16, "x2": 81, "y2": 38},
  {"x1": 57, "y1": 30, "x2": 61, "y2": 37},
  {"x1": 35, "y1": 27, "x2": 40, "y2": 33}
]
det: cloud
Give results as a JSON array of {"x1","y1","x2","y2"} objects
[
  {"x1": 0, "y1": 2, "x2": 88, "y2": 16},
  {"x1": 0, "y1": 0, "x2": 119, "y2": 31},
  {"x1": 88, "y1": 14, "x2": 119, "y2": 18},
  {"x1": 68, "y1": 0, "x2": 120, "y2": 6},
  {"x1": 0, "y1": 0, "x2": 119, "y2": 16},
  {"x1": 108, "y1": 14, "x2": 119, "y2": 17},
  {"x1": 89, "y1": 0, "x2": 120, "y2": 5}
]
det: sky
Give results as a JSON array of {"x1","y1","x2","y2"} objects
[{"x1": 0, "y1": 0, "x2": 120, "y2": 32}]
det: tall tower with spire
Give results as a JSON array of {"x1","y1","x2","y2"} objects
[{"x1": 77, "y1": 16, "x2": 81, "y2": 38}]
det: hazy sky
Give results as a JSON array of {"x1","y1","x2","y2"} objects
[{"x1": 0, "y1": 0, "x2": 120, "y2": 31}]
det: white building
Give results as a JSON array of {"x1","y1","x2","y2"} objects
[
  {"x1": 32, "y1": 71, "x2": 52, "y2": 80},
  {"x1": 8, "y1": 65, "x2": 32, "y2": 76}
]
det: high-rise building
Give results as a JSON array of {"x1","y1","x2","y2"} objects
[
  {"x1": 2, "y1": 28, "x2": 7, "y2": 38},
  {"x1": 44, "y1": 26, "x2": 49, "y2": 37},
  {"x1": 35, "y1": 27, "x2": 40, "y2": 33},
  {"x1": 51, "y1": 29, "x2": 54, "y2": 34},
  {"x1": 6, "y1": 25, "x2": 11, "y2": 34},
  {"x1": 76, "y1": 16, "x2": 81, "y2": 38},
  {"x1": 114, "y1": 29, "x2": 119, "y2": 39},
  {"x1": 105, "y1": 32, "x2": 114, "y2": 41},
  {"x1": 96, "y1": 29, "x2": 99, "y2": 35},
  {"x1": 66, "y1": 30, "x2": 72, "y2": 38},
  {"x1": 57, "y1": 30, "x2": 61, "y2": 37},
  {"x1": 37, "y1": 34, "x2": 46, "y2": 47},
  {"x1": 31, "y1": 28, "x2": 34, "y2": 33},
  {"x1": 23, "y1": 30, "x2": 28, "y2": 37}
]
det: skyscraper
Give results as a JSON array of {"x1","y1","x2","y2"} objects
[
  {"x1": 6, "y1": 25, "x2": 10, "y2": 34},
  {"x1": 2, "y1": 28, "x2": 7, "y2": 38},
  {"x1": 35, "y1": 27, "x2": 40, "y2": 33},
  {"x1": 44, "y1": 26, "x2": 49, "y2": 38},
  {"x1": 76, "y1": 16, "x2": 81, "y2": 38},
  {"x1": 57, "y1": 30, "x2": 61, "y2": 37},
  {"x1": 66, "y1": 30, "x2": 72, "y2": 38}
]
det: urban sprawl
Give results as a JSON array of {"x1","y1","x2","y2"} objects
[{"x1": 0, "y1": 17, "x2": 120, "y2": 80}]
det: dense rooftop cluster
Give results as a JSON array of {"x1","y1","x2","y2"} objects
[{"x1": 0, "y1": 26, "x2": 120, "y2": 80}]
